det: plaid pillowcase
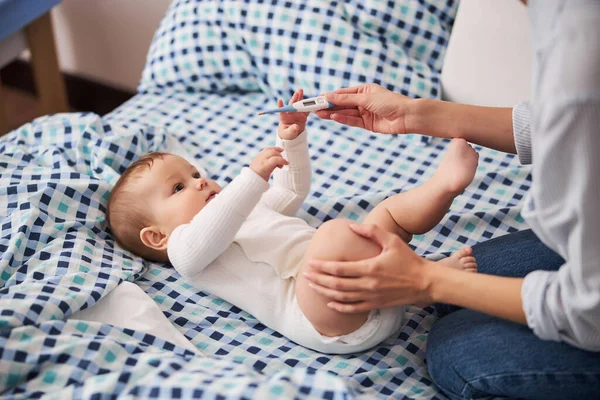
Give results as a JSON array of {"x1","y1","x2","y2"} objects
[{"x1": 139, "y1": 0, "x2": 458, "y2": 104}]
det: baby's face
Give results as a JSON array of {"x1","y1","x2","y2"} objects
[{"x1": 138, "y1": 154, "x2": 221, "y2": 236}]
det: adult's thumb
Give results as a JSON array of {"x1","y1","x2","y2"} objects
[
  {"x1": 349, "y1": 223, "x2": 394, "y2": 248},
  {"x1": 325, "y1": 93, "x2": 368, "y2": 107}
]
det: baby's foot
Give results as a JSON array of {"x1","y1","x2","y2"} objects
[
  {"x1": 413, "y1": 247, "x2": 477, "y2": 308},
  {"x1": 439, "y1": 246, "x2": 478, "y2": 273},
  {"x1": 434, "y1": 138, "x2": 479, "y2": 195}
]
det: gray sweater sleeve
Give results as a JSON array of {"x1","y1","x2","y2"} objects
[{"x1": 512, "y1": 101, "x2": 532, "y2": 165}]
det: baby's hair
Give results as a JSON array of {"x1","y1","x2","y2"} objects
[{"x1": 107, "y1": 152, "x2": 170, "y2": 262}]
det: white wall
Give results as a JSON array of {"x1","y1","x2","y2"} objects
[
  {"x1": 50, "y1": 0, "x2": 172, "y2": 92},
  {"x1": 440, "y1": 0, "x2": 532, "y2": 107}
]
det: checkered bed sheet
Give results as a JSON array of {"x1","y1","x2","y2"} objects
[
  {"x1": 0, "y1": 89, "x2": 531, "y2": 398},
  {"x1": 107, "y1": 91, "x2": 528, "y2": 397}
]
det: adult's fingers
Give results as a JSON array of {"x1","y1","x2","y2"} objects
[
  {"x1": 314, "y1": 110, "x2": 333, "y2": 120},
  {"x1": 326, "y1": 300, "x2": 378, "y2": 314},
  {"x1": 303, "y1": 271, "x2": 369, "y2": 291},
  {"x1": 316, "y1": 109, "x2": 362, "y2": 119},
  {"x1": 306, "y1": 259, "x2": 370, "y2": 278},
  {"x1": 348, "y1": 223, "x2": 401, "y2": 250},
  {"x1": 315, "y1": 108, "x2": 360, "y2": 119},
  {"x1": 330, "y1": 114, "x2": 365, "y2": 129},
  {"x1": 330, "y1": 86, "x2": 362, "y2": 95},
  {"x1": 325, "y1": 92, "x2": 370, "y2": 107},
  {"x1": 307, "y1": 282, "x2": 376, "y2": 303}
]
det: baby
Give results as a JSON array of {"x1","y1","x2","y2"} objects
[{"x1": 107, "y1": 89, "x2": 479, "y2": 354}]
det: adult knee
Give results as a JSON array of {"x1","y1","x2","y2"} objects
[
  {"x1": 427, "y1": 310, "x2": 600, "y2": 400},
  {"x1": 426, "y1": 310, "x2": 508, "y2": 399},
  {"x1": 427, "y1": 310, "x2": 538, "y2": 400}
]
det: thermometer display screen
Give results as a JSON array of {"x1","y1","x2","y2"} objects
[{"x1": 302, "y1": 100, "x2": 316, "y2": 106}]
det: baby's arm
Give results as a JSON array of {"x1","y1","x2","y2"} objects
[
  {"x1": 168, "y1": 168, "x2": 268, "y2": 279},
  {"x1": 261, "y1": 130, "x2": 311, "y2": 215},
  {"x1": 261, "y1": 89, "x2": 312, "y2": 215}
]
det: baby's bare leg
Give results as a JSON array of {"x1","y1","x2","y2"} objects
[
  {"x1": 296, "y1": 140, "x2": 479, "y2": 337},
  {"x1": 364, "y1": 139, "x2": 479, "y2": 240},
  {"x1": 296, "y1": 219, "x2": 381, "y2": 337}
]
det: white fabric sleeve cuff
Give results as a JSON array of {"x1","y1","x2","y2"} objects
[
  {"x1": 512, "y1": 101, "x2": 533, "y2": 165},
  {"x1": 276, "y1": 130, "x2": 310, "y2": 169},
  {"x1": 521, "y1": 269, "x2": 561, "y2": 342},
  {"x1": 270, "y1": 129, "x2": 311, "y2": 207}
]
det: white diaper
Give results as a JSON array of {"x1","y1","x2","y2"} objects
[
  {"x1": 318, "y1": 309, "x2": 382, "y2": 345},
  {"x1": 286, "y1": 296, "x2": 406, "y2": 354}
]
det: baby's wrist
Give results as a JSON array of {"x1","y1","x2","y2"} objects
[
  {"x1": 248, "y1": 166, "x2": 269, "y2": 182},
  {"x1": 278, "y1": 134, "x2": 298, "y2": 141},
  {"x1": 278, "y1": 124, "x2": 304, "y2": 140}
]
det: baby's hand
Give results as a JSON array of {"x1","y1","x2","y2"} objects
[
  {"x1": 250, "y1": 147, "x2": 289, "y2": 181},
  {"x1": 278, "y1": 88, "x2": 310, "y2": 140}
]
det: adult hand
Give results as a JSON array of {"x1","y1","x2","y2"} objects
[
  {"x1": 315, "y1": 83, "x2": 414, "y2": 135},
  {"x1": 304, "y1": 223, "x2": 434, "y2": 313}
]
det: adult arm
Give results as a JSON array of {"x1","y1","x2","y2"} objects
[
  {"x1": 409, "y1": 99, "x2": 519, "y2": 155},
  {"x1": 305, "y1": 224, "x2": 527, "y2": 324},
  {"x1": 167, "y1": 168, "x2": 268, "y2": 279},
  {"x1": 318, "y1": 84, "x2": 529, "y2": 156}
]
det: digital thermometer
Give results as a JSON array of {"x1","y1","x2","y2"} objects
[{"x1": 258, "y1": 95, "x2": 335, "y2": 115}]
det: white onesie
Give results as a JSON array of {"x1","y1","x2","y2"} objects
[{"x1": 167, "y1": 130, "x2": 404, "y2": 354}]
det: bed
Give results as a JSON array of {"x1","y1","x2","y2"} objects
[{"x1": 0, "y1": 1, "x2": 532, "y2": 398}]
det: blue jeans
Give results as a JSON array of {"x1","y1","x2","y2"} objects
[{"x1": 426, "y1": 230, "x2": 600, "y2": 400}]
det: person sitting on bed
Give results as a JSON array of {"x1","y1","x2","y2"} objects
[{"x1": 105, "y1": 88, "x2": 479, "y2": 354}]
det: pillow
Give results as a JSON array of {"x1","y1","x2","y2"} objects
[{"x1": 139, "y1": 0, "x2": 459, "y2": 103}]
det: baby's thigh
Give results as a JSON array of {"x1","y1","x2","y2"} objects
[{"x1": 295, "y1": 219, "x2": 380, "y2": 337}]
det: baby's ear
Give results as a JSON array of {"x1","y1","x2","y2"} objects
[{"x1": 140, "y1": 227, "x2": 168, "y2": 251}]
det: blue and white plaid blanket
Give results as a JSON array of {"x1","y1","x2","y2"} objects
[{"x1": 1, "y1": 1, "x2": 532, "y2": 398}]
